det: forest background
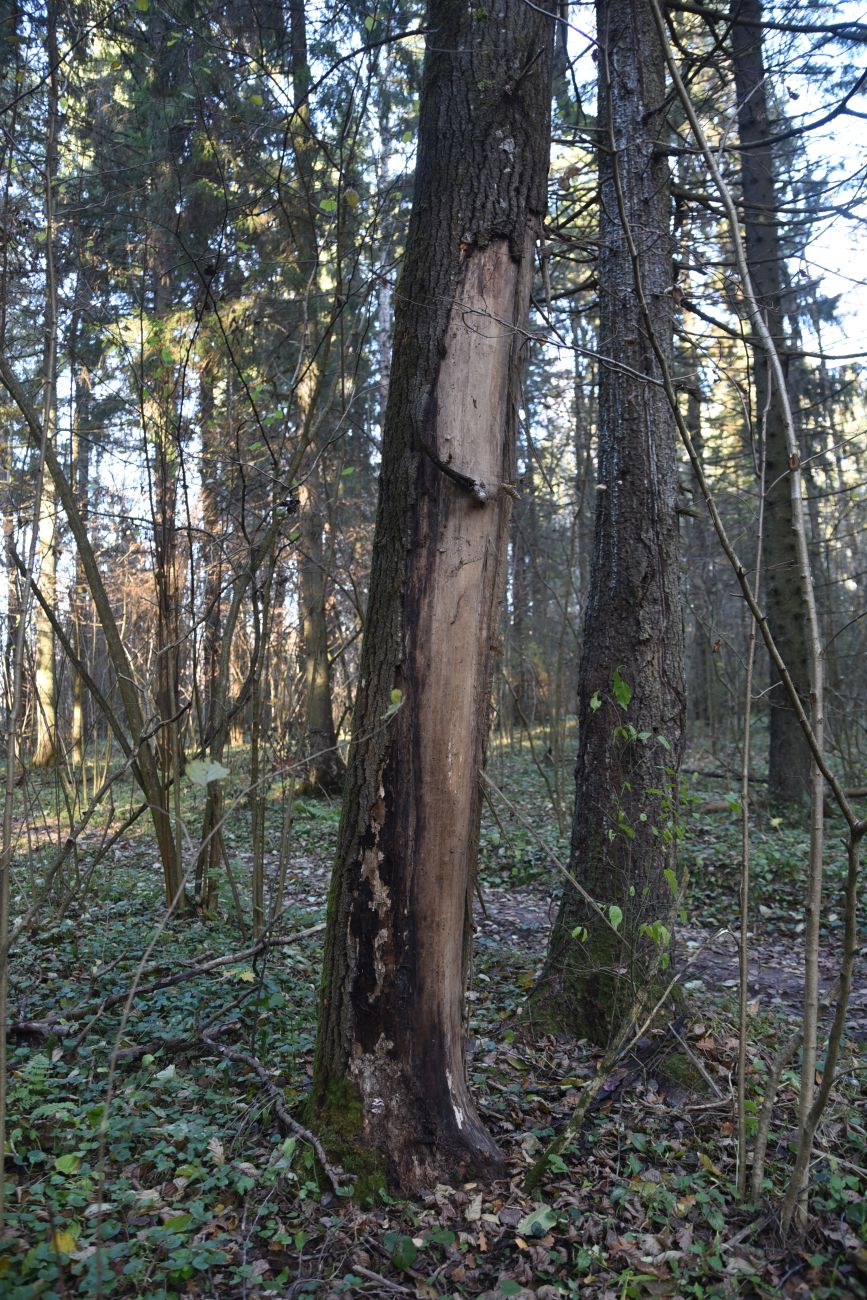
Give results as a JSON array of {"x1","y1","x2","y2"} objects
[{"x1": 1, "y1": 0, "x2": 867, "y2": 1296}]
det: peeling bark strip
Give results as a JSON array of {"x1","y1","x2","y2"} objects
[
  {"x1": 313, "y1": 0, "x2": 555, "y2": 1191},
  {"x1": 535, "y1": 0, "x2": 686, "y2": 1042}
]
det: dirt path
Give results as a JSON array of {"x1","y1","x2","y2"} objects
[
  {"x1": 474, "y1": 883, "x2": 867, "y2": 1039},
  {"x1": 278, "y1": 854, "x2": 867, "y2": 1038}
]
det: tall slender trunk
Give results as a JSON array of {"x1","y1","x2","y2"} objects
[
  {"x1": 1, "y1": 440, "x2": 16, "y2": 730},
  {"x1": 195, "y1": 370, "x2": 225, "y2": 905},
  {"x1": 510, "y1": 517, "x2": 530, "y2": 720},
  {"x1": 535, "y1": 0, "x2": 685, "y2": 1043},
  {"x1": 289, "y1": 0, "x2": 344, "y2": 796},
  {"x1": 199, "y1": 372, "x2": 222, "y2": 749},
  {"x1": 0, "y1": 1, "x2": 19, "y2": 735},
  {"x1": 511, "y1": 428, "x2": 545, "y2": 723},
  {"x1": 297, "y1": 474, "x2": 342, "y2": 792},
  {"x1": 150, "y1": 220, "x2": 184, "y2": 901},
  {"x1": 572, "y1": 312, "x2": 595, "y2": 615},
  {"x1": 0, "y1": 366, "x2": 180, "y2": 908},
  {"x1": 32, "y1": 4, "x2": 60, "y2": 769},
  {"x1": 313, "y1": 0, "x2": 554, "y2": 1191},
  {"x1": 375, "y1": 65, "x2": 395, "y2": 430},
  {"x1": 70, "y1": 312, "x2": 91, "y2": 792},
  {"x1": 32, "y1": 491, "x2": 57, "y2": 767},
  {"x1": 731, "y1": 0, "x2": 811, "y2": 805}
]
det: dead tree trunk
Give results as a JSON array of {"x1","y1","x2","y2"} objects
[
  {"x1": 533, "y1": 0, "x2": 686, "y2": 1044},
  {"x1": 312, "y1": 0, "x2": 554, "y2": 1192}
]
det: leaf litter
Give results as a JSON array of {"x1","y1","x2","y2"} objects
[{"x1": 2, "y1": 763, "x2": 866, "y2": 1297}]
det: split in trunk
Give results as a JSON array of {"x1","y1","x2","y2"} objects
[{"x1": 312, "y1": 0, "x2": 555, "y2": 1192}]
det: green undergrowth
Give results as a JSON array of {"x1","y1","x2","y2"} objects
[
  {"x1": 2, "y1": 739, "x2": 866, "y2": 1296},
  {"x1": 685, "y1": 794, "x2": 867, "y2": 942}
]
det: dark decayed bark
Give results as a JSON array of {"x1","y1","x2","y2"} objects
[
  {"x1": 534, "y1": 0, "x2": 686, "y2": 1044},
  {"x1": 312, "y1": 0, "x2": 554, "y2": 1191},
  {"x1": 731, "y1": 0, "x2": 811, "y2": 806}
]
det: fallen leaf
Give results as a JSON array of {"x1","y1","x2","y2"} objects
[
  {"x1": 698, "y1": 1152, "x2": 724, "y2": 1179},
  {"x1": 466, "y1": 1192, "x2": 483, "y2": 1222},
  {"x1": 208, "y1": 1137, "x2": 225, "y2": 1165}
]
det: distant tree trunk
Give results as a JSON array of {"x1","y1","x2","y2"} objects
[
  {"x1": 137, "y1": 2, "x2": 188, "y2": 904},
  {"x1": 1, "y1": 439, "x2": 17, "y2": 726},
  {"x1": 510, "y1": 426, "x2": 542, "y2": 724},
  {"x1": 297, "y1": 474, "x2": 343, "y2": 793},
  {"x1": 289, "y1": 0, "x2": 344, "y2": 797},
  {"x1": 32, "y1": 5, "x2": 59, "y2": 770},
  {"x1": 533, "y1": 0, "x2": 685, "y2": 1044},
  {"x1": 313, "y1": 0, "x2": 554, "y2": 1191},
  {"x1": 229, "y1": 630, "x2": 245, "y2": 749},
  {"x1": 0, "y1": 7, "x2": 18, "y2": 731},
  {"x1": 198, "y1": 370, "x2": 222, "y2": 747},
  {"x1": 32, "y1": 489, "x2": 57, "y2": 767},
  {"x1": 69, "y1": 344, "x2": 90, "y2": 787},
  {"x1": 510, "y1": 514, "x2": 531, "y2": 719},
  {"x1": 572, "y1": 312, "x2": 595, "y2": 612},
  {"x1": 150, "y1": 219, "x2": 184, "y2": 900},
  {"x1": 731, "y1": 0, "x2": 810, "y2": 805},
  {"x1": 195, "y1": 370, "x2": 225, "y2": 906},
  {"x1": 374, "y1": 64, "x2": 395, "y2": 433}
]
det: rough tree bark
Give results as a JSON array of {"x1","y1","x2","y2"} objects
[
  {"x1": 533, "y1": 0, "x2": 686, "y2": 1043},
  {"x1": 731, "y1": 0, "x2": 811, "y2": 806},
  {"x1": 312, "y1": 0, "x2": 554, "y2": 1191}
]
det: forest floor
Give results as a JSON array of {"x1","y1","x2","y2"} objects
[
  {"x1": 3, "y1": 735, "x2": 867, "y2": 1299},
  {"x1": 477, "y1": 887, "x2": 867, "y2": 1039}
]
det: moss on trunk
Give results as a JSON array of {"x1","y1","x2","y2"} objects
[
  {"x1": 307, "y1": 1078, "x2": 387, "y2": 1202},
  {"x1": 312, "y1": 0, "x2": 556, "y2": 1192}
]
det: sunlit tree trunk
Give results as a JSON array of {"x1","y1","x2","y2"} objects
[
  {"x1": 195, "y1": 370, "x2": 225, "y2": 907},
  {"x1": 32, "y1": 490, "x2": 57, "y2": 767},
  {"x1": 149, "y1": 217, "x2": 184, "y2": 902},
  {"x1": 1, "y1": 439, "x2": 17, "y2": 728},
  {"x1": 0, "y1": 4, "x2": 19, "y2": 736},
  {"x1": 313, "y1": 0, "x2": 554, "y2": 1190},
  {"x1": 510, "y1": 516, "x2": 531, "y2": 720},
  {"x1": 69, "y1": 309, "x2": 92, "y2": 794},
  {"x1": 297, "y1": 474, "x2": 343, "y2": 792},
  {"x1": 534, "y1": 0, "x2": 685, "y2": 1043},
  {"x1": 32, "y1": 3, "x2": 59, "y2": 770}
]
